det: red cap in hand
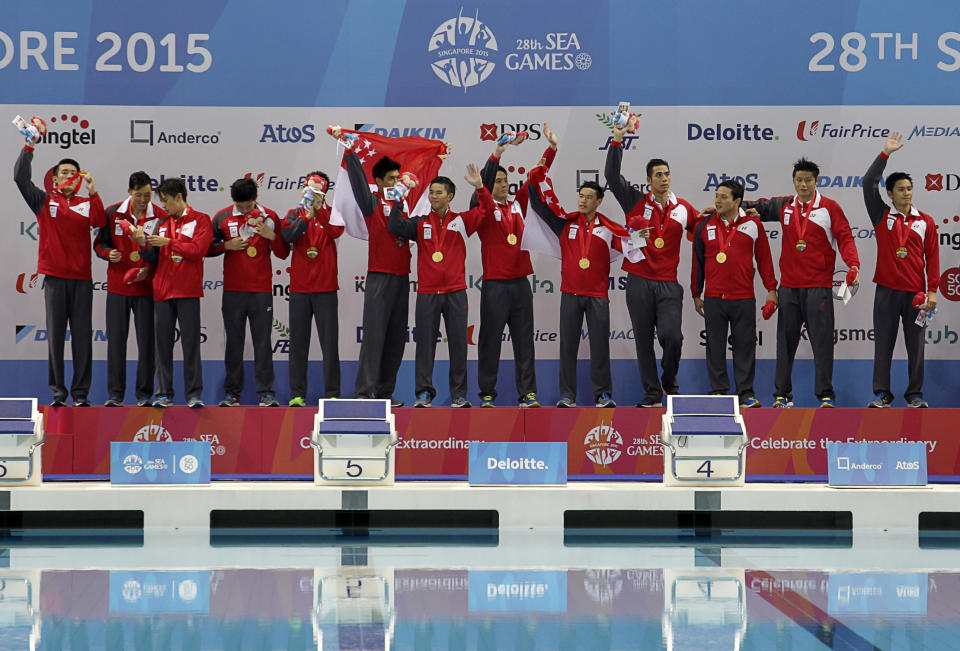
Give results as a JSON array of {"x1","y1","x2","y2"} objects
[{"x1": 762, "y1": 300, "x2": 776, "y2": 320}]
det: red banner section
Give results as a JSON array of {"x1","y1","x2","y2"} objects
[{"x1": 38, "y1": 407, "x2": 960, "y2": 480}]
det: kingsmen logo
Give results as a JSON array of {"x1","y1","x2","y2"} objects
[{"x1": 428, "y1": 8, "x2": 498, "y2": 91}]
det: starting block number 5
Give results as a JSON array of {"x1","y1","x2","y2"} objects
[{"x1": 321, "y1": 458, "x2": 388, "y2": 481}]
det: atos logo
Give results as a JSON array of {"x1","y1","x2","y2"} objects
[
  {"x1": 259, "y1": 124, "x2": 316, "y2": 143},
  {"x1": 703, "y1": 172, "x2": 760, "y2": 192},
  {"x1": 39, "y1": 113, "x2": 96, "y2": 149},
  {"x1": 428, "y1": 8, "x2": 498, "y2": 91},
  {"x1": 15, "y1": 272, "x2": 42, "y2": 294},
  {"x1": 896, "y1": 460, "x2": 920, "y2": 470},
  {"x1": 479, "y1": 122, "x2": 542, "y2": 142}
]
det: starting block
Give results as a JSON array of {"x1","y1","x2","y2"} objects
[
  {"x1": 0, "y1": 398, "x2": 45, "y2": 486},
  {"x1": 311, "y1": 399, "x2": 398, "y2": 486},
  {"x1": 660, "y1": 395, "x2": 748, "y2": 486},
  {"x1": 662, "y1": 568, "x2": 747, "y2": 651}
]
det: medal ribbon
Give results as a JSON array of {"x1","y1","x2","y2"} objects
[
  {"x1": 429, "y1": 211, "x2": 450, "y2": 259},
  {"x1": 306, "y1": 207, "x2": 326, "y2": 251},
  {"x1": 494, "y1": 200, "x2": 518, "y2": 242},
  {"x1": 242, "y1": 209, "x2": 263, "y2": 252},
  {"x1": 54, "y1": 170, "x2": 83, "y2": 193},
  {"x1": 651, "y1": 196, "x2": 673, "y2": 243},
  {"x1": 792, "y1": 197, "x2": 815, "y2": 244},
  {"x1": 894, "y1": 212, "x2": 913, "y2": 256},
  {"x1": 577, "y1": 214, "x2": 594, "y2": 265},
  {"x1": 717, "y1": 216, "x2": 739, "y2": 258}
]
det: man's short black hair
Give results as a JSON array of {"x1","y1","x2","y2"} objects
[
  {"x1": 430, "y1": 175, "x2": 456, "y2": 197},
  {"x1": 496, "y1": 165, "x2": 508, "y2": 177},
  {"x1": 55, "y1": 158, "x2": 80, "y2": 176},
  {"x1": 646, "y1": 158, "x2": 670, "y2": 178},
  {"x1": 718, "y1": 179, "x2": 744, "y2": 203},
  {"x1": 230, "y1": 178, "x2": 258, "y2": 203},
  {"x1": 372, "y1": 156, "x2": 401, "y2": 181},
  {"x1": 886, "y1": 172, "x2": 912, "y2": 193},
  {"x1": 579, "y1": 180, "x2": 604, "y2": 199},
  {"x1": 156, "y1": 177, "x2": 187, "y2": 201},
  {"x1": 128, "y1": 171, "x2": 151, "y2": 190},
  {"x1": 792, "y1": 157, "x2": 820, "y2": 179}
]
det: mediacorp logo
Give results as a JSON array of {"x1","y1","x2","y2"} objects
[
  {"x1": 583, "y1": 424, "x2": 622, "y2": 466},
  {"x1": 796, "y1": 120, "x2": 889, "y2": 141},
  {"x1": 130, "y1": 119, "x2": 221, "y2": 146},
  {"x1": 37, "y1": 113, "x2": 96, "y2": 149},
  {"x1": 429, "y1": 8, "x2": 498, "y2": 90}
]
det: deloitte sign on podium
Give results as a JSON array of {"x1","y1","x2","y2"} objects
[{"x1": 468, "y1": 442, "x2": 567, "y2": 486}]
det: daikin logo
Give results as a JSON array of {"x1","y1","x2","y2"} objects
[{"x1": 428, "y1": 8, "x2": 498, "y2": 91}]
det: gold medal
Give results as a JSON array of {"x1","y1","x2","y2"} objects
[
  {"x1": 246, "y1": 246, "x2": 258, "y2": 258},
  {"x1": 578, "y1": 257, "x2": 590, "y2": 270},
  {"x1": 654, "y1": 237, "x2": 665, "y2": 249},
  {"x1": 716, "y1": 252, "x2": 727, "y2": 264},
  {"x1": 796, "y1": 239, "x2": 807, "y2": 251},
  {"x1": 129, "y1": 250, "x2": 141, "y2": 262},
  {"x1": 306, "y1": 246, "x2": 319, "y2": 259},
  {"x1": 432, "y1": 251, "x2": 444, "y2": 263},
  {"x1": 171, "y1": 254, "x2": 183, "y2": 263},
  {"x1": 896, "y1": 246, "x2": 908, "y2": 259},
  {"x1": 507, "y1": 233, "x2": 518, "y2": 246}
]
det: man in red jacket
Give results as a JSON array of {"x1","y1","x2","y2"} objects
[
  {"x1": 692, "y1": 180, "x2": 778, "y2": 408},
  {"x1": 14, "y1": 135, "x2": 106, "y2": 407},
  {"x1": 95, "y1": 171, "x2": 166, "y2": 407},
  {"x1": 527, "y1": 178, "x2": 635, "y2": 408},
  {"x1": 471, "y1": 123, "x2": 558, "y2": 408},
  {"x1": 739, "y1": 158, "x2": 860, "y2": 408},
  {"x1": 281, "y1": 172, "x2": 343, "y2": 406},
  {"x1": 605, "y1": 122, "x2": 700, "y2": 407},
  {"x1": 388, "y1": 165, "x2": 494, "y2": 407},
  {"x1": 144, "y1": 177, "x2": 213, "y2": 408},
  {"x1": 209, "y1": 178, "x2": 289, "y2": 407},
  {"x1": 862, "y1": 132, "x2": 940, "y2": 408}
]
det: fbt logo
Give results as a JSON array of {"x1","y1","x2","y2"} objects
[
  {"x1": 356, "y1": 124, "x2": 447, "y2": 139},
  {"x1": 15, "y1": 272, "x2": 42, "y2": 294},
  {"x1": 796, "y1": 120, "x2": 888, "y2": 141},
  {"x1": 584, "y1": 424, "x2": 622, "y2": 466},
  {"x1": 38, "y1": 113, "x2": 96, "y2": 149},
  {"x1": 479, "y1": 122, "x2": 542, "y2": 141},
  {"x1": 133, "y1": 424, "x2": 172, "y2": 442},
  {"x1": 130, "y1": 119, "x2": 220, "y2": 146},
  {"x1": 596, "y1": 114, "x2": 640, "y2": 151},
  {"x1": 924, "y1": 173, "x2": 960, "y2": 192},
  {"x1": 428, "y1": 8, "x2": 498, "y2": 91},
  {"x1": 703, "y1": 172, "x2": 760, "y2": 192},
  {"x1": 259, "y1": 124, "x2": 316, "y2": 143}
]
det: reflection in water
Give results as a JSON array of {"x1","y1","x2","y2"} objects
[{"x1": 0, "y1": 544, "x2": 949, "y2": 650}]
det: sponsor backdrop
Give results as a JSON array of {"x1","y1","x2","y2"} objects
[{"x1": 1, "y1": 2, "x2": 959, "y2": 407}]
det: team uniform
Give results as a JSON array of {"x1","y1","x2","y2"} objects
[
  {"x1": 742, "y1": 192, "x2": 860, "y2": 404},
  {"x1": 94, "y1": 198, "x2": 166, "y2": 405},
  {"x1": 605, "y1": 142, "x2": 699, "y2": 405},
  {"x1": 208, "y1": 204, "x2": 289, "y2": 404},
  {"x1": 692, "y1": 210, "x2": 778, "y2": 401},
  {"x1": 143, "y1": 207, "x2": 213, "y2": 404},
  {"x1": 862, "y1": 153, "x2": 940, "y2": 405},
  {"x1": 388, "y1": 188, "x2": 495, "y2": 404},
  {"x1": 527, "y1": 184, "x2": 632, "y2": 405},
  {"x1": 281, "y1": 203, "x2": 343, "y2": 400},
  {"x1": 470, "y1": 146, "x2": 556, "y2": 404},
  {"x1": 344, "y1": 152, "x2": 413, "y2": 401},
  {"x1": 14, "y1": 145, "x2": 106, "y2": 404}
]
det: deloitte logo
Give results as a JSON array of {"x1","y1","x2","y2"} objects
[
  {"x1": 584, "y1": 424, "x2": 623, "y2": 466},
  {"x1": 133, "y1": 424, "x2": 173, "y2": 442},
  {"x1": 122, "y1": 454, "x2": 143, "y2": 474},
  {"x1": 428, "y1": 8, "x2": 498, "y2": 91}
]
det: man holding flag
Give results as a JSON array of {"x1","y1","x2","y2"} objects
[
  {"x1": 328, "y1": 126, "x2": 446, "y2": 407},
  {"x1": 526, "y1": 167, "x2": 640, "y2": 408}
]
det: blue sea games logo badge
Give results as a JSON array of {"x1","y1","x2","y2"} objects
[{"x1": 428, "y1": 8, "x2": 498, "y2": 91}]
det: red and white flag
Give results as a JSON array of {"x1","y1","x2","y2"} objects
[{"x1": 330, "y1": 129, "x2": 446, "y2": 240}]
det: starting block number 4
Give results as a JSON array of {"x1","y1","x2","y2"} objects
[{"x1": 674, "y1": 458, "x2": 741, "y2": 481}]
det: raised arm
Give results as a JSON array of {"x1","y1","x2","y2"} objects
[
  {"x1": 603, "y1": 122, "x2": 644, "y2": 213},
  {"x1": 345, "y1": 151, "x2": 378, "y2": 217},
  {"x1": 863, "y1": 132, "x2": 902, "y2": 226},
  {"x1": 13, "y1": 146, "x2": 47, "y2": 216}
]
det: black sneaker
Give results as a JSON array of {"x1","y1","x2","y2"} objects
[
  {"x1": 258, "y1": 393, "x2": 280, "y2": 407},
  {"x1": 187, "y1": 396, "x2": 205, "y2": 409},
  {"x1": 104, "y1": 396, "x2": 123, "y2": 407},
  {"x1": 152, "y1": 397, "x2": 172, "y2": 408},
  {"x1": 72, "y1": 397, "x2": 91, "y2": 407},
  {"x1": 413, "y1": 392, "x2": 432, "y2": 408},
  {"x1": 219, "y1": 394, "x2": 240, "y2": 407},
  {"x1": 556, "y1": 397, "x2": 576, "y2": 408},
  {"x1": 451, "y1": 397, "x2": 472, "y2": 408},
  {"x1": 635, "y1": 396, "x2": 661, "y2": 408},
  {"x1": 390, "y1": 398, "x2": 404, "y2": 408},
  {"x1": 908, "y1": 397, "x2": 929, "y2": 408},
  {"x1": 50, "y1": 398, "x2": 66, "y2": 408},
  {"x1": 136, "y1": 398, "x2": 152, "y2": 407},
  {"x1": 867, "y1": 392, "x2": 891, "y2": 408}
]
